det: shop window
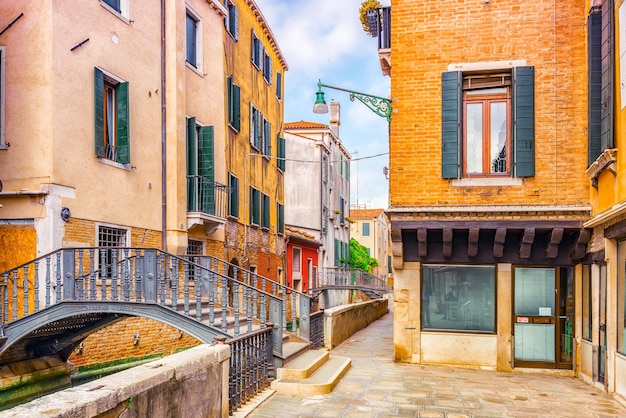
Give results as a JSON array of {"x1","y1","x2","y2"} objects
[{"x1": 421, "y1": 264, "x2": 495, "y2": 332}]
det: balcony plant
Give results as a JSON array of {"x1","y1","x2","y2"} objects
[{"x1": 359, "y1": 0, "x2": 382, "y2": 37}]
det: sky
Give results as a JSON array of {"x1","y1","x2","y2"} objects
[{"x1": 255, "y1": 0, "x2": 391, "y2": 210}]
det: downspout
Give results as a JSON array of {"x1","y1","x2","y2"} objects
[{"x1": 161, "y1": 0, "x2": 167, "y2": 250}]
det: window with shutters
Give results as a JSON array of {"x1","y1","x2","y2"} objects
[
  {"x1": 441, "y1": 65, "x2": 534, "y2": 179},
  {"x1": 186, "y1": 117, "x2": 215, "y2": 214},
  {"x1": 94, "y1": 68, "x2": 130, "y2": 165},
  {"x1": 276, "y1": 72, "x2": 282, "y2": 99},
  {"x1": 227, "y1": 76, "x2": 241, "y2": 132},
  {"x1": 362, "y1": 222, "x2": 371, "y2": 236},
  {"x1": 224, "y1": 0, "x2": 238, "y2": 40},
  {"x1": 228, "y1": 172, "x2": 239, "y2": 218},
  {"x1": 251, "y1": 31, "x2": 262, "y2": 70},
  {"x1": 277, "y1": 202, "x2": 284, "y2": 234},
  {"x1": 261, "y1": 193, "x2": 270, "y2": 229},
  {"x1": 250, "y1": 187, "x2": 260, "y2": 226},
  {"x1": 250, "y1": 104, "x2": 261, "y2": 150},
  {"x1": 263, "y1": 50, "x2": 272, "y2": 83}
]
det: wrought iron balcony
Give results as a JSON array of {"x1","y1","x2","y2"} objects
[
  {"x1": 186, "y1": 176, "x2": 228, "y2": 224},
  {"x1": 374, "y1": 6, "x2": 391, "y2": 76}
]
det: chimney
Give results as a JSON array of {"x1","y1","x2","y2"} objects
[{"x1": 329, "y1": 101, "x2": 340, "y2": 137}]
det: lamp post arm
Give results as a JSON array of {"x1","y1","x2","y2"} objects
[{"x1": 318, "y1": 80, "x2": 392, "y2": 122}]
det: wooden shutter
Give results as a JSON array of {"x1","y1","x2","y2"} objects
[
  {"x1": 600, "y1": 0, "x2": 614, "y2": 150},
  {"x1": 186, "y1": 117, "x2": 197, "y2": 211},
  {"x1": 94, "y1": 68, "x2": 105, "y2": 158},
  {"x1": 441, "y1": 71, "x2": 461, "y2": 179},
  {"x1": 276, "y1": 72, "x2": 282, "y2": 99},
  {"x1": 512, "y1": 66, "x2": 534, "y2": 177},
  {"x1": 231, "y1": 5, "x2": 238, "y2": 41},
  {"x1": 186, "y1": 117, "x2": 197, "y2": 176},
  {"x1": 233, "y1": 84, "x2": 240, "y2": 131},
  {"x1": 116, "y1": 82, "x2": 130, "y2": 164},
  {"x1": 277, "y1": 136, "x2": 285, "y2": 171},
  {"x1": 198, "y1": 126, "x2": 214, "y2": 180},
  {"x1": 588, "y1": 10, "x2": 602, "y2": 165}
]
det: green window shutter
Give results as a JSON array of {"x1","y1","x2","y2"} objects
[
  {"x1": 186, "y1": 117, "x2": 197, "y2": 212},
  {"x1": 231, "y1": 5, "x2": 238, "y2": 41},
  {"x1": 116, "y1": 82, "x2": 130, "y2": 164},
  {"x1": 441, "y1": 71, "x2": 461, "y2": 179},
  {"x1": 186, "y1": 117, "x2": 197, "y2": 176},
  {"x1": 94, "y1": 68, "x2": 105, "y2": 158},
  {"x1": 512, "y1": 66, "x2": 535, "y2": 177},
  {"x1": 278, "y1": 203, "x2": 284, "y2": 234},
  {"x1": 276, "y1": 72, "x2": 282, "y2": 99},
  {"x1": 262, "y1": 194, "x2": 270, "y2": 228},
  {"x1": 334, "y1": 239, "x2": 340, "y2": 266},
  {"x1": 198, "y1": 126, "x2": 214, "y2": 180},
  {"x1": 228, "y1": 174, "x2": 239, "y2": 218},
  {"x1": 600, "y1": 0, "x2": 614, "y2": 150},
  {"x1": 233, "y1": 84, "x2": 241, "y2": 131},
  {"x1": 588, "y1": 11, "x2": 602, "y2": 166},
  {"x1": 249, "y1": 103, "x2": 254, "y2": 147},
  {"x1": 277, "y1": 136, "x2": 285, "y2": 171},
  {"x1": 227, "y1": 76, "x2": 233, "y2": 124}
]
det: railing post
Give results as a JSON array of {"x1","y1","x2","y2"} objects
[
  {"x1": 62, "y1": 249, "x2": 75, "y2": 301},
  {"x1": 269, "y1": 298, "x2": 283, "y2": 356},
  {"x1": 143, "y1": 249, "x2": 158, "y2": 302}
]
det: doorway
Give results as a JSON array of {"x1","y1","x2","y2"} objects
[
  {"x1": 597, "y1": 264, "x2": 607, "y2": 384},
  {"x1": 513, "y1": 266, "x2": 573, "y2": 369}
]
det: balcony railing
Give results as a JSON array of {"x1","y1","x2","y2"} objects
[
  {"x1": 377, "y1": 7, "x2": 391, "y2": 50},
  {"x1": 186, "y1": 176, "x2": 228, "y2": 218}
]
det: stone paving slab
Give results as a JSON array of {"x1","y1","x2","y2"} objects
[{"x1": 248, "y1": 311, "x2": 626, "y2": 418}]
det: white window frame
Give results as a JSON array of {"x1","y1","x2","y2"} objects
[
  {"x1": 185, "y1": 5, "x2": 203, "y2": 74},
  {"x1": 100, "y1": 0, "x2": 130, "y2": 21}
]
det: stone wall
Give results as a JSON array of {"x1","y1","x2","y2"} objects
[
  {"x1": 0, "y1": 344, "x2": 230, "y2": 418},
  {"x1": 324, "y1": 298, "x2": 389, "y2": 349}
]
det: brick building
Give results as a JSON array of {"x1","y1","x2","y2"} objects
[{"x1": 375, "y1": 0, "x2": 591, "y2": 374}]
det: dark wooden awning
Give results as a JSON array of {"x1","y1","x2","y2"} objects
[{"x1": 391, "y1": 220, "x2": 590, "y2": 266}]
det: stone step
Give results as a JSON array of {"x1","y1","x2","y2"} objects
[{"x1": 270, "y1": 350, "x2": 351, "y2": 396}]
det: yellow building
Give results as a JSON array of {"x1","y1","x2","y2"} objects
[
  {"x1": 375, "y1": 0, "x2": 591, "y2": 376},
  {"x1": 349, "y1": 208, "x2": 391, "y2": 281},
  {"x1": 222, "y1": 0, "x2": 288, "y2": 282},
  {"x1": 580, "y1": 0, "x2": 626, "y2": 403}
]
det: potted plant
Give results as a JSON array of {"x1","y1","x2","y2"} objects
[{"x1": 359, "y1": 0, "x2": 382, "y2": 37}]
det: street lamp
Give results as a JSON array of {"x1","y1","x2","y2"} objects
[{"x1": 313, "y1": 79, "x2": 392, "y2": 122}]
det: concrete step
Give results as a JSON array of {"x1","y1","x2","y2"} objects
[{"x1": 270, "y1": 350, "x2": 351, "y2": 396}]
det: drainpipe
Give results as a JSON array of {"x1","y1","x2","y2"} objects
[{"x1": 160, "y1": 0, "x2": 167, "y2": 250}]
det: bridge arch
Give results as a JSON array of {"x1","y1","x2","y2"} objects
[{"x1": 0, "y1": 301, "x2": 230, "y2": 364}]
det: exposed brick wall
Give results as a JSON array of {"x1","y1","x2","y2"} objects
[
  {"x1": 389, "y1": 0, "x2": 588, "y2": 207},
  {"x1": 68, "y1": 317, "x2": 200, "y2": 368}
]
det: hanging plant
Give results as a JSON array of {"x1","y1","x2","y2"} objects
[{"x1": 359, "y1": 0, "x2": 382, "y2": 37}]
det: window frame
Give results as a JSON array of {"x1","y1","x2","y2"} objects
[
  {"x1": 277, "y1": 135, "x2": 286, "y2": 172},
  {"x1": 362, "y1": 222, "x2": 371, "y2": 236},
  {"x1": 261, "y1": 192, "x2": 270, "y2": 229},
  {"x1": 227, "y1": 76, "x2": 241, "y2": 132},
  {"x1": 251, "y1": 31, "x2": 262, "y2": 70},
  {"x1": 462, "y1": 87, "x2": 511, "y2": 176},
  {"x1": 249, "y1": 104, "x2": 262, "y2": 150},
  {"x1": 263, "y1": 50, "x2": 272, "y2": 83},
  {"x1": 96, "y1": 223, "x2": 130, "y2": 279},
  {"x1": 276, "y1": 71, "x2": 282, "y2": 99},
  {"x1": 277, "y1": 202, "x2": 284, "y2": 235},
  {"x1": 250, "y1": 186, "x2": 260, "y2": 226},
  {"x1": 421, "y1": 264, "x2": 496, "y2": 333},
  {"x1": 185, "y1": 7, "x2": 202, "y2": 73},
  {"x1": 94, "y1": 67, "x2": 130, "y2": 166}
]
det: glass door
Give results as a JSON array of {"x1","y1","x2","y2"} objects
[{"x1": 513, "y1": 267, "x2": 556, "y2": 367}]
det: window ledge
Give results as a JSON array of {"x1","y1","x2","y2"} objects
[
  {"x1": 451, "y1": 177, "x2": 523, "y2": 187},
  {"x1": 97, "y1": 158, "x2": 132, "y2": 171},
  {"x1": 186, "y1": 62, "x2": 204, "y2": 77}
]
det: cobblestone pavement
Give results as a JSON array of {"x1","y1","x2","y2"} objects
[{"x1": 247, "y1": 311, "x2": 626, "y2": 418}]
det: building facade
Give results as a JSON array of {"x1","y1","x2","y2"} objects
[
  {"x1": 221, "y1": 0, "x2": 288, "y2": 283},
  {"x1": 378, "y1": 0, "x2": 591, "y2": 377},
  {"x1": 349, "y1": 208, "x2": 391, "y2": 281},
  {"x1": 283, "y1": 116, "x2": 351, "y2": 275},
  {"x1": 0, "y1": 0, "x2": 286, "y2": 368},
  {"x1": 579, "y1": 0, "x2": 626, "y2": 402}
]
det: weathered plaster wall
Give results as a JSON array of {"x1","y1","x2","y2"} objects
[{"x1": 0, "y1": 344, "x2": 230, "y2": 418}]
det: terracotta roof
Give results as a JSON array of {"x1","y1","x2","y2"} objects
[
  {"x1": 284, "y1": 120, "x2": 329, "y2": 130},
  {"x1": 349, "y1": 208, "x2": 385, "y2": 219}
]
